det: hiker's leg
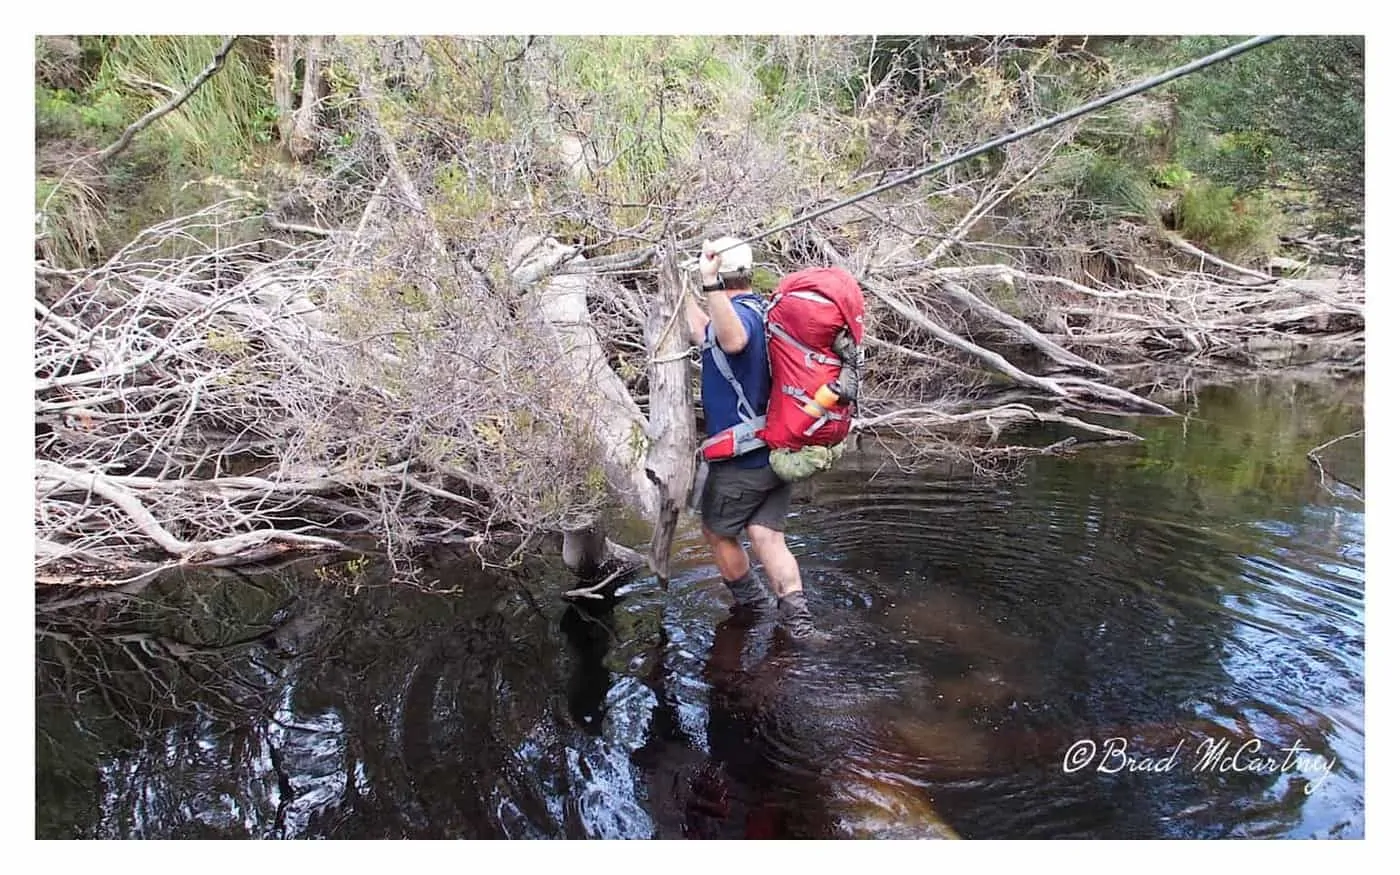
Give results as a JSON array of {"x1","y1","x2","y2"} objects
[
  {"x1": 701, "y1": 465, "x2": 774, "y2": 607},
  {"x1": 703, "y1": 524, "x2": 769, "y2": 607},
  {"x1": 702, "y1": 525, "x2": 751, "y2": 580},
  {"x1": 700, "y1": 464, "x2": 752, "y2": 578},
  {"x1": 744, "y1": 479, "x2": 798, "y2": 596},
  {"x1": 749, "y1": 523, "x2": 821, "y2": 640},
  {"x1": 746, "y1": 523, "x2": 801, "y2": 597},
  {"x1": 746, "y1": 483, "x2": 822, "y2": 641}
]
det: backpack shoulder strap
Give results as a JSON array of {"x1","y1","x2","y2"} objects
[
  {"x1": 701, "y1": 295, "x2": 767, "y2": 422},
  {"x1": 705, "y1": 330, "x2": 758, "y2": 422},
  {"x1": 734, "y1": 296, "x2": 767, "y2": 319}
]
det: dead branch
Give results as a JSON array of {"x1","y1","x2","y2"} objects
[
  {"x1": 354, "y1": 62, "x2": 452, "y2": 280},
  {"x1": 34, "y1": 204, "x2": 610, "y2": 578},
  {"x1": 936, "y1": 281, "x2": 1111, "y2": 377},
  {"x1": 875, "y1": 263, "x2": 1173, "y2": 303},
  {"x1": 561, "y1": 564, "x2": 629, "y2": 600},
  {"x1": 37, "y1": 460, "x2": 344, "y2": 560},
  {"x1": 866, "y1": 282, "x2": 1071, "y2": 399},
  {"x1": 1162, "y1": 231, "x2": 1272, "y2": 282},
  {"x1": 96, "y1": 37, "x2": 241, "y2": 165},
  {"x1": 266, "y1": 215, "x2": 335, "y2": 237},
  {"x1": 1306, "y1": 429, "x2": 1364, "y2": 495},
  {"x1": 854, "y1": 403, "x2": 1140, "y2": 442}
]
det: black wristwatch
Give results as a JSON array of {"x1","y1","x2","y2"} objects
[{"x1": 701, "y1": 279, "x2": 725, "y2": 292}]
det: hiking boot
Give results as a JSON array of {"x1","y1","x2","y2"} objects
[
  {"x1": 777, "y1": 590, "x2": 828, "y2": 643},
  {"x1": 724, "y1": 570, "x2": 772, "y2": 610}
]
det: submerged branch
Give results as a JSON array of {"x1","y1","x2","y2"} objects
[
  {"x1": 37, "y1": 461, "x2": 345, "y2": 561},
  {"x1": 1306, "y1": 429, "x2": 1364, "y2": 496}
]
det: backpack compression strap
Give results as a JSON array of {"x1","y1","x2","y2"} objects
[{"x1": 701, "y1": 297, "x2": 767, "y2": 423}]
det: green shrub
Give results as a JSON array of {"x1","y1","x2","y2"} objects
[
  {"x1": 1177, "y1": 181, "x2": 1282, "y2": 262},
  {"x1": 1150, "y1": 161, "x2": 1193, "y2": 190}
]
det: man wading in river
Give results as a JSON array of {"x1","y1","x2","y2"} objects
[{"x1": 686, "y1": 237, "x2": 821, "y2": 642}]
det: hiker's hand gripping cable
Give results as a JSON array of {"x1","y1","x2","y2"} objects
[{"x1": 689, "y1": 244, "x2": 749, "y2": 354}]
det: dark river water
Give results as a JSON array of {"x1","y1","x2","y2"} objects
[{"x1": 35, "y1": 376, "x2": 1365, "y2": 839}]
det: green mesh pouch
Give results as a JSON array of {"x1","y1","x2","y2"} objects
[{"x1": 770, "y1": 441, "x2": 847, "y2": 483}]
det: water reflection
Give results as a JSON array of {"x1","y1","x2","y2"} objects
[{"x1": 35, "y1": 377, "x2": 1363, "y2": 838}]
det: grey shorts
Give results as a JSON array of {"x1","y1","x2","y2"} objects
[{"x1": 699, "y1": 461, "x2": 792, "y2": 538}]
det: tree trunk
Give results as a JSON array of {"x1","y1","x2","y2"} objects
[
  {"x1": 271, "y1": 36, "x2": 297, "y2": 152},
  {"x1": 642, "y1": 242, "x2": 697, "y2": 583},
  {"x1": 511, "y1": 236, "x2": 652, "y2": 579},
  {"x1": 513, "y1": 238, "x2": 657, "y2": 520},
  {"x1": 290, "y1": 36, "x2": 325, "y2": 161}
]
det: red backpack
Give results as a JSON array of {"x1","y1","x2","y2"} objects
[
  {"x1": 699, "y1": 266, "x2": 865, "y2": 461},
  {"x1": 758, "y1": 266, "x2": 865, "y2": 450}
]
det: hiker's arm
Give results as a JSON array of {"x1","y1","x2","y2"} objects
[
  {"x1": 706, "y1": 291, "x2": 749, "y2": 354},
  {"x1": 696, "y1": 246, "x2": 750, "y2": 354},
  {"x1": 686, "y1": 295, "x2": 709, "y2": 346}
]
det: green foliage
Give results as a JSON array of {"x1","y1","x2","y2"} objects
[
  {"x1": 463, "y1": 111, "x2": 512, "y2": 143},
  {"x1": 36, "y1": 85, "x2": 130, "y2": 141},
  {"x1": 584, "y1": 465, "x2": 608, "y2": 500},
  {"x1": 1150, "y1": 161, "x2": 1193, "y2": 189},
  {"x1": 552, "y1": 36, "x2": 738, "y2": 201},
  {"x1": 755, "y1": 61, "x2": 786, "y2": 101},
  {"x1": 743, "y1": 38, "x2": 858, "y2": 132},
  {"x1": 34, "y1": 36, "x2": 279, "y2": 268},
  {"x1": 1048, "y1": 147, "x2": 1157, "y2": 222},
  {"x1": 1177, "y1": 181, "x2": 1282, "y2": 262},
  {"x1": 430, "y1": 163, "x2": 498, "y2": 235},
  {"x1": 1108, "y1": 36, "x2": 1363, "y2": 231}
]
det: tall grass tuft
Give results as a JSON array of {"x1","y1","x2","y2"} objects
[
  {"x1": 95, "y1": 36, "x2": 271, "y2": 175},
  {"x1": 36, "y1": 173, "x2": 106, "y2": 269},
  {"x1": 1047, "y1": 147, "x2": 1157, "y2": 222}
]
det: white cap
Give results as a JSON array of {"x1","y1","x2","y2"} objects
[{"x1": 704, "y1": 236, "x2": 753, "y2": 277}]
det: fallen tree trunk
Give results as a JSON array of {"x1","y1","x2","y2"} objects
[
  {"x1": 511, "y1": 237, "x2": 657, "y2": 518},
  {"x1": 510, "y1": 235, "x2": 698, "y2": 584},
  {"x1": 510, "y1": 236, "x2": 651, "y2": 578},
  {"x1": 642, "y1": 241, "x2": 696, "y2": 583}
]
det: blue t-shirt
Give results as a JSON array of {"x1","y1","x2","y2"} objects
[{"x1": 701, "y1": 294, "x2": 771, "y2": 469}]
